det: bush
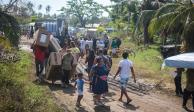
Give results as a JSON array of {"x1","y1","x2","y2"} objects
[{"x1": 0, "y1": 51, "x2": 62, "y2": 112}]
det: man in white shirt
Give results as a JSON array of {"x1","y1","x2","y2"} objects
[
  {"x1": 79, "y1": 38, "x2": 86, "y2": 58},
  {"x1": 114, "y1": 52, "x2": 136, "y2": 104}
]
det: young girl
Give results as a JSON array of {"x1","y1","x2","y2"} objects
[{"x1": 74, "y1": 73, "x2": 84, "y2": 107}]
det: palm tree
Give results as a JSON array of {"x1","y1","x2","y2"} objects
[
  {"x1": 37, "y1": 4, "x2": 42, "y2": 18},
  {"x1": 27, "y1": 1, "x2": 34, "y2": 15},
  {"x1": 148, "y1": 1, "x2": 194, "y2": 52},
  {"x1": 38, "y1": 4, "x2": 42, "y2": 11},
  {"x1": 134, "y1": 0, "x2": 160, "y2": 45},
  {"x1": 134, "y1": 0, "x2": 176, "y2": 45},
  {"x1": 45, "y1": 5, "x2": 51, "y2": 14}
]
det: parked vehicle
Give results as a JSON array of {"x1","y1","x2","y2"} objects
[{"x1": 34, "y1": 18, "x2": 68, "y2": 46}]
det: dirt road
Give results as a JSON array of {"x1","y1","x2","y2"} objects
[{"x1": 20, "y1": 36, "x2": 187, "y2": 112}]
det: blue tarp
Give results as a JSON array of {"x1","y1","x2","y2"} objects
[{"x1": 163, "y1": 53, "x2": 194, "y2": 68}]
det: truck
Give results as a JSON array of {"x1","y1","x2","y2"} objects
[{"x1": 34, "y1": 18, "x2": 68, "y2": 46}]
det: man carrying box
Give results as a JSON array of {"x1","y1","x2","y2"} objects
[{"x1": 33, "y1": 45, "x2": 48, "y2": 79}]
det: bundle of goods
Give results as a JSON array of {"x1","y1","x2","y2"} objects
[
  {"x1": 49, "y1": 35, "x2": 61, "y2": 52},
  {"x1": 45, "y1": 52, "x2": 63, "y2": 83},
  {"x1": 33, "y1": 28, "x2": 63, "y2": 83},
  {"x1": 34, "y1": 28, "x2": 50, "y2": 47}
]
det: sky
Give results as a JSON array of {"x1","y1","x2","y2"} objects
[{"x1": 30, "y1": 0, "x2": 112, "y2": 17}]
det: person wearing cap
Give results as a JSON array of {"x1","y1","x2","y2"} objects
[{"x1": 61, "y1": 49, "x2": 74, "y2": 87}]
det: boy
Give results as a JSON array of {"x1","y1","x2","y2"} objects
[{"x1": 74, "y1": 73, "x2": 84, "y2": 107}]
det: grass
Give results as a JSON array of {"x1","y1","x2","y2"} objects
[
  {"x1": 0, "y1": 51, "x2": 62, "y2": 112},
  {"x1": 111, "y1": 39, "x2": 187, "y2": 87}
]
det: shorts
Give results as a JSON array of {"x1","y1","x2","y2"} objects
[
  {"x1": 120, "y1": 78, "x2": 129, "y2": 89},
  {"x1": 77, "y1": 90, "x2": 83, "y2": 95}
]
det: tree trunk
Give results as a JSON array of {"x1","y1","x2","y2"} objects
[
  {"x1": 128, "y1": 12, "x2": 131, "y2": 35},
  {"x1": 78, "y1": 16, "x2": 85, "y2": 27},
  {"x1": 143, "y1": 23, "x2": 150, "y2": 45},
  {"x1": 185, "y1": 5, "x2": 194, "y2": 52}
]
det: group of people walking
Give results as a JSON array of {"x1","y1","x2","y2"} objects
[
  {"x1": 32, "y1": 33, "x2": 194, "y2": 111},
  {"x1": 68, "y1": 36, "x2": 135, "y2": 106},
  {"x1": 32, "y1": 32, "x2": 135, "y2": 107}
]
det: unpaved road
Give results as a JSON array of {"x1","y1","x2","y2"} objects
[{"x1": 20, "y1": 36, "x2": 188, "y2": 112}]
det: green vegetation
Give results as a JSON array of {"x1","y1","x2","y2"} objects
[
  {"x1": 0, "y1": 51, "x2": 62, "y2": 112},
  {"x1": 129, "y1": 46, "x2": 162, "y2": 71},
  {"x1": 117, "y1": 40, "x2": 174, "y2": 83},
  {"x1": 0, "y1": 11, "x2": 20, "y2": 47},
  {"x1": 61, "y1": 0, "x2": 104, "y2": 27}
]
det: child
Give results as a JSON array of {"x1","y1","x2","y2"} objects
[{"x1": 74, "y1": 73, "x2": 84, "y2": 107}]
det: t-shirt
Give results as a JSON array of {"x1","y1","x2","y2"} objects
[
  {"x1": 71, "y1": 47, "x2": 80, "y2": 54},
  {"x1": 119, "y1": 59, "x2": 133, "y2": 79},
  {"x1": 71, "y1": 47, "x2": 80, "y2": 65},
  {"x1": 34, "y1": 46, "x2": 46, "y2": 62},
  {"x1": 80, "y1": 40, "x2": 86, "y2": 50},
  {"x1": 62, "y1": 53, "x2": 74, "y2": 70},
  {"x1": 111, "y1": 40, "x2": 117, "y2": 48},
  {"x1": 76, "y1": 79, "x2": 84, "y2": 91},
  {"x1": 86, "y1": 40, "x2": 93, "y2": 49}
]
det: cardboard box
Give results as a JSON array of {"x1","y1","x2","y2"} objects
[
  {"x1": 49, "y1": 35, "x2": 61, "y2": 52},
  {"x1": 34, "y1": 29, "x2": 50, "y2": 47},
  {"x1": 45, "y1": 52, "x2": 62, "y2": 80}
]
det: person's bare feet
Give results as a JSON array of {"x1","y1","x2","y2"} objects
[{"x1": 118, "y1": 98, "x2": 122, "y2": 102}]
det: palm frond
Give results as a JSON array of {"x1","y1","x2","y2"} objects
[
  {"x1": 135, "y1": 10, "x2": 155, "y2": 32},
  {"x1": 154, "y1": 3, "x2": 183, "y2": 17},
  {"x1": 148, "y1": 6, "x2": 194, "y2": 38},
  {"x1": 167, "y1": 6, "x2": 194, "y2": 33},
  {"x1": 148, "y1": 11, "x2": 179, "y2": 36},
  {"x1": 133, "y1": 10, "x2": 156, "y2": 42}
]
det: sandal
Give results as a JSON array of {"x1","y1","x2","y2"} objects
[
  {"x1": 126, "y1": 99, "x2": 132, "y2": 104},
  {"x1": 118, "y1": 98, "x2": 122, "y2": 102},
  {"x1": 95, "y1": 101, "x2": 104, "y2": 106},
  {"x1": 76, "y1": 102, "x2": 81, "y2": 107}
]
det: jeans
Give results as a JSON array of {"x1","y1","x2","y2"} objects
[
  {"x1": 35, "y1": 59, "x2": 44, "y2": 77},
  {"x1": 183, "y1": 89, "x2": 194, "y2": 109},
  {"x1": 62, "y1": 70, "x2": 71, "y2": 84}
]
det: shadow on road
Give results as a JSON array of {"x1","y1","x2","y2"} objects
[
  {"x1": 94, "y1": 105, "x2": 111, "y2": 112},
  {"x1": 75, "y1": 106, "x2": 89, "y2": 112},
  {"x1": 125, "y1": 103, "x2": 140, "y2": 110}
]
